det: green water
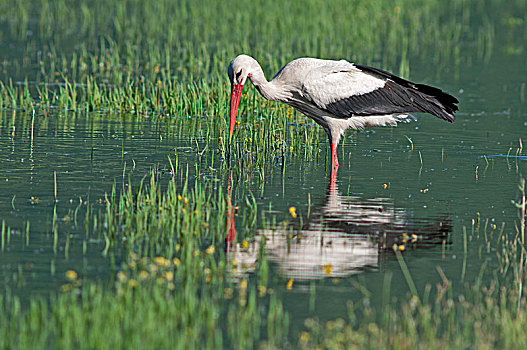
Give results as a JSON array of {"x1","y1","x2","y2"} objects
[
  {"x1": 1, "y1": 0, "x2": 527, "y2": 345},
  {"x1": 2, "y1": 55, "x2": 526, "y2": 321}
]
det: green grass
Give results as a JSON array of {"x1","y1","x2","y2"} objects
[
  {"x1": 299, "y1": 282, "x2": 527, "y2": 349},
  {"x1": 299, "y1": 177, "x2": 527, "y2": 349},
  {"x1": 1, "y1": 0, "x2": 523, "y2": 165},
  {"x1": 0, "y1": 165, "x2": 290, "y2": 349},
  {"x1": 0, "y1": 0, "x2": 513, "y2": 117},
  {"x1": 1, "y1": 0, "x2": 527, "y2": 348},
  {"x1": 0, "y1": 0, "x2": 522, "y2": 165},
  {"x1": 0, "y1": 164, "x2": 526, "y2": 348},
  {"x1": 0, "y1": 272, "x2": 288, "y2": 349}
]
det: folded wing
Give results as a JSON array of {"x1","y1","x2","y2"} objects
[{"x1": 301, "y1": 61, "x2": 458, "y2": 122}]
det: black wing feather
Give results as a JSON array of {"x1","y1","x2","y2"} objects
[{"x1": 323, "y1": 64, "x2": 459, "y2": 122}]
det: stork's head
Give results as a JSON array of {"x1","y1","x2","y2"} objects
[{"x1": 227, "y1": 55, "x2": 257, "y2": 141}]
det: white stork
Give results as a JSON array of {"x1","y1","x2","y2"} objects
[{"x1": 227, "y1": 54, "x2": 459, "y2": 178}]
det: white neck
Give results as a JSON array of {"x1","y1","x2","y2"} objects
[{"x1": 246, "y1": 59, "x2": 289, "y2": 102}]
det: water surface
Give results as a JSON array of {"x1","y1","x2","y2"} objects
[{"x1": 1, "y1": 10, "x2": 527, "y2": 338}]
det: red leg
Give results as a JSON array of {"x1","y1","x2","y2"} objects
[{"x1": 330, "y1": 141, "x2": 339, "y2": 184}]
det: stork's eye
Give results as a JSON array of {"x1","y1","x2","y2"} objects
[{"x1": 235, "y1": 70, "x2": 242, "y2": 80}]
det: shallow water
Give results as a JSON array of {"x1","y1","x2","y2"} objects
[{"x1": 1, "y1": 10, "x2": 527, "y2": 339}]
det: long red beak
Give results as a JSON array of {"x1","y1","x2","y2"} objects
[{"x1": 229, "y1": 83, "x2": 243, "y2": 141}]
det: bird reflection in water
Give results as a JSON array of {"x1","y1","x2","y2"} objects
[{"x1": 225, "y1": 181, "x2": 451, "y2": 281}]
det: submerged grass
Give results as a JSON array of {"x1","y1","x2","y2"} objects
[
  {"x1": 0, "y1": 165, "x2": 290, "y2": 348},
  {"x1": 1, "y1": 164, "x2": 527, "y2": 348},
  {"x1": 1, "y1": 0, "x2": 527, "y2": 348},
  {"x1": 298, "y1": 177, "x2": 527, "y2": 348},
  {"x1": 299, "y1": 281, "x2": 527, "y2": 348}
]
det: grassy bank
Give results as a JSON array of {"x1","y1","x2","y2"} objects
[
  {"x1": 0, "y1": 0, "x2": 517, "y2": 118},
  {"x1": 1, "y1": 0, "x2": 523, "y2": 166},
  {"x1": 1, "y1": 0, "x2": 524, "y2": 166},
  {"x1": 0, "y1": 0, "x2": 523, "y2": 184}
]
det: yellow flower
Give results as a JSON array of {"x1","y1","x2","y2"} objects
[
  {"x1": 128, "y1": 279, "x2": 138, "y2": 288},
  {"x1": 173, "y1": 257, "x2": 181, "y2": 266},
  {"x1": 138, "y1": 270, "x2": 149, "y2": 280},
  {"x1": 177, "y1": 194, "x2": 182, "y2": 201},
  {"x1": 153, "y1": 256, "x2": 171, "y2": 267},
  {"x1": 383, "y1": 183, "x2": 388, "y2": 189},
  {"x1": 60, "y1": 284, "x2": 73, "y2": 292},
  {"x1": 65, "y1": 270, "x2": 78, "y2": 281},
  {"x1": 149, "y1": 264, "x2": 159, "y2": 273},
  {"x1": 324, "y1": 264, "x2": 333, "y2": 276},
  {"x1": 117, "y1": 271, "x2": 127, "y2": 282},
  {"x1": 242, "y1": 240, "x2": 249, "y2": 250},
  {"x1": 258, "y1": 285, "x2": 267, "y2": 297},
  {"x1": 163, "y1": 271, "x2": 174, "y2": 281},
  {"x1": 206, "y1": 245, "x2": 215, "y2": 255},
  {"x1": 218, "y1": 136, "x2": 223, "y2": 143},
  {"x1": 399, "y1": 245, "x2": 405, "y2": 251},
  {"x1": 240, "y1": 279, "x2": 248, "y2": 289},
  {"x1": 299, "y1": 332, "x2": 311, "y2": 344},
  {"x1": 289, "y1": 206, "x2": 297, "y2": 218},
  {"x1": 286, "y1": 278, "x2": 294, "y2": 290}
]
